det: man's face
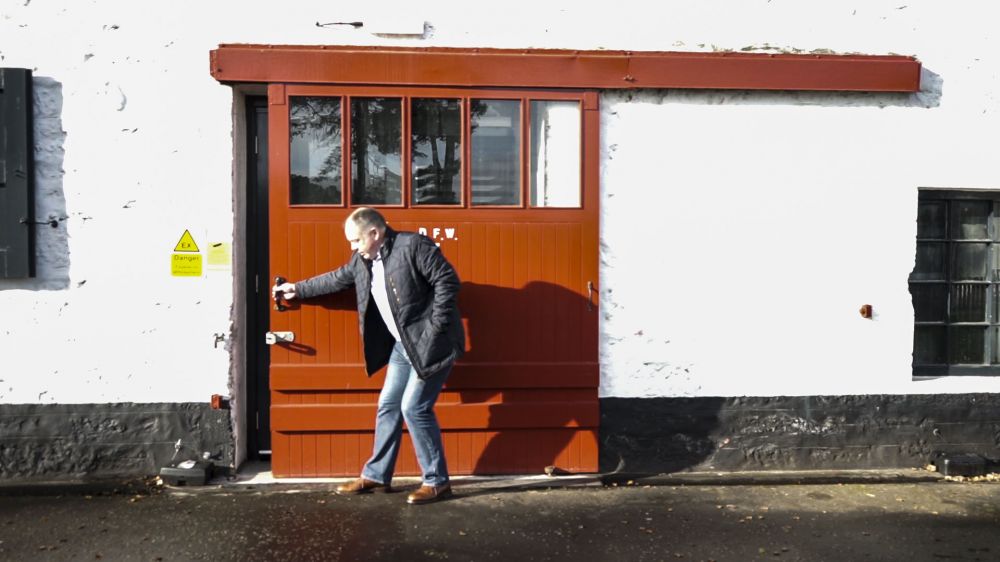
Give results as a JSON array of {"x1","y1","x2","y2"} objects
[{"x1": 345, "y1": 222, "x2": 381, "y2": 260}]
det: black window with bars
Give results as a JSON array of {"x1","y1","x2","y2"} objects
[{"x1": 911, "y1": 190, "x2": 1000, "y2": 376}]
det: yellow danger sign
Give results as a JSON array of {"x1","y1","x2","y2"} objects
[
  {"x1": 207, "y1": 242, "x2": 231, "y2": 267},
  {"x1": 174, "y1": 230, "x2": 200, "y2": 252},
  {"x1": 171, "y1": 254, "x2": 203, "y2": 277}
]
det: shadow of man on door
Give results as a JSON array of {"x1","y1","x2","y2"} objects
[{"x1": 451, "y1": 280, "x2": 598, "y2": 475}]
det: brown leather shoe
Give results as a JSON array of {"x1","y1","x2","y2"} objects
[
  {"x1": 406, "y1": 484, "x2": 453, "y2": 505},
  {"x1": 335, "y1": 478, "x2": 391, "y2": 495}
]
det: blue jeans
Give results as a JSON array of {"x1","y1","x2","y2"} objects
[{"x1": 361, "y1": 341, "x2": 451, "y2": 486}]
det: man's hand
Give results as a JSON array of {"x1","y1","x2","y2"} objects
[{"x1": 272, "y1": 282, "x2": 298, "y2": 300}]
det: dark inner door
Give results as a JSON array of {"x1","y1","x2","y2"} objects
[{"x1": 246, "y1": 96, "x2": 271, "y2": 457}]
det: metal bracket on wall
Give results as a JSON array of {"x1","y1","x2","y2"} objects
[{"x1": 20, "y1": 216, "x2": 59, "y2": 228}]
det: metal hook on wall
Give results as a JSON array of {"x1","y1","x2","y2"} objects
[{"x1": 20, "y1": 216, "x2": 61, "y2": 228}]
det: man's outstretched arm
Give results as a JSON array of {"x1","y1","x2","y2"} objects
[{"x1": 272, "y1": 255, "x2": 359, "y2": 300}]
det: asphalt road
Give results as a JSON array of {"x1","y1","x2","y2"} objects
[{"x1": 1, "y1": 480, "x2": 999, "y2": 561}]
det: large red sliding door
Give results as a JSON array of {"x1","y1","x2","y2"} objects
[{"x1": 267, "y1": 84, "x2": 599, "y2": 477}]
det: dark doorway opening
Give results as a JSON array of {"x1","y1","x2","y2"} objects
[{"x1": 246, "y1": 95, "x2": 271, "y2": 458}]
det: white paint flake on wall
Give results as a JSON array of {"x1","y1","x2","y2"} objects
[{"x1": 0, "y1": 1, "x2": 998, "y2": 407}]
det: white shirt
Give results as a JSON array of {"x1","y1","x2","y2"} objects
[{"x1": 370, "y1": 251, "x2": 402, "y2": 342}]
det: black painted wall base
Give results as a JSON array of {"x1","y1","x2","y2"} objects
[
  {"x1": 0, "y1": 403, "x2": 233, "y2": 483},
  {"x1": 600, "y1": 394, "x2": 1000, "y2": 474},
  {"x1": 4, "y1": 395, "x2": 998, "y2": 482}
]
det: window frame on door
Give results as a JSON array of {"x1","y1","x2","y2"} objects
[
  {"x1": 283, "y1": 85, "x2": 589, "y2": 210},
  {"x1": 911, "y1": 188, "x2": 1000, "y2": 377}
]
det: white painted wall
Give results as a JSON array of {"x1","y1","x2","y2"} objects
[
  {"x1": 597, "y1": 6, "x2": 1000, "y2": 398},
  {"x1": 0, "y1": 1, "x2": 997, "y2": 407}
]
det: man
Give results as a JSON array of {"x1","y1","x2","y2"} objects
[{"x1": 272, "y1": 207, "x2": 464, "y2": 504}]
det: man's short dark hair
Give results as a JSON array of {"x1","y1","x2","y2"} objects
[{"x1": 346, "y1": 207, "x2": 387, "y2": 232}]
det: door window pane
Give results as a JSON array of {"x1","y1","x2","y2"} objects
[
  {"x1": 950, "y1": 283, "x2": 987, "y2": 322},
  {"x1": 913, "y1": 326, "x2": 945, "y2": 365},
  {"x1": 952, "y1": 243, "x2": 989, "y2": 281},
  {"x1": 471, "y1": 100, "x2": 521, "y2": 206},
  {"x1": 991, "y1": 245, "x2": 1000, "y2": 281},
  {"x1": 530, "y1": 100, "x2": 581, "y2": 208},
  {"x1": 916, "y1": 201, "x2": 946, "y2": 239},
  {"x1": 289, "y1": 97, "x2": 342, "y2": 205},
  {"x1": 994, "y1": 285, "x2": 1000, "y2": 325},
  {"x1": 992, "y1": 327, "x2": 1000, "y2": 365},
  {"x1": 911, "y1": 283, "x2": 947, "y2": 322},
  {"x1": 412, "y1": 98, "x2": 462, "y2": 205},
  {"x1": 950, "y1": 200, "x2": 990, "y2": 240},
  {"x1": 949, "y1": 327, "x2": 986, "y2": 364},
  {"x1": 351, "y1": 98, "x2": 402, "y2": 205},
  {"x1": 911, "y1": 243, "x2": 946, "y2": 281}
]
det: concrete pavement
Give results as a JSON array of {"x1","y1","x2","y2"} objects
[{"x1": 2, "y1": 469, "x2": 999, "y2": 562}]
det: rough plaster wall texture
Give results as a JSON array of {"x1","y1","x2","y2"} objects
[
  {"x1": 0, "y1": 0, "x2": 996, "y2": 406},
  {"x1": 229, "y1": 92, "x2": 248, "y2": 470},
  {"x1": 592, "y1": 5, "x2": 996, "y2": 401},
  {"x1": 598, "y1": 79, "x2": 1000, "y2": 398},
  {"x1": 590, "y1": 5, "x2": 1000, "y2": 399},
  {"x1": 0, "y1": 2, "x2": 241, "y2": 404}
]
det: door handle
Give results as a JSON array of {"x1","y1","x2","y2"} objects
[
  {"x1": 265, "y1": 331, "x2": 295, "y2": 345},
  {"x1": 587, "y1": 281, "x2": 595, "y2": 312},
  {"x1": 273, "y1": 276, "x2": 288, "y2": 311}
]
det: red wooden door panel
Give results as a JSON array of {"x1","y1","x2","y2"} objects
[{"x1": 268, "y1": 84, "x2": 600, "y2": 477}]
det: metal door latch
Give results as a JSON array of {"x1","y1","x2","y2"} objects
[
  {"x1": 265, "y1": 331, "x2": 295, "y2": 345},
  {"x1": 273, "y1": 276, "x2": 289, "y2": 311}
]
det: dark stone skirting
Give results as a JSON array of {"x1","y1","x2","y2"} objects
[
  {"x1": 600, "y1": 394, "x2": 1000, "y2": 474},
  {"x1": 5, "y1": 395, "x2": 998, "y2": 482},
  {"x1": 0, "y1": 403, "x2": 233, "y2": 483}
]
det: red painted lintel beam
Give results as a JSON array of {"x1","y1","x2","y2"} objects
[{"x1": 210, "y1": 44, "x2": 921, "y2": 92}]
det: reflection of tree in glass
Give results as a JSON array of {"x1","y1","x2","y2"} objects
[
  {"x1": 411, "y1": 99, "x2": 486, "y2": 204},
  {"x1": 352, "y1": 98, "x2": 402, "y2": 205},
  {"x1": 469, "y1": 100, "x2": 488, "y2": 132},
  {"x1": 290, "y1": 97, "x2": 342, "y2": 204}
]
